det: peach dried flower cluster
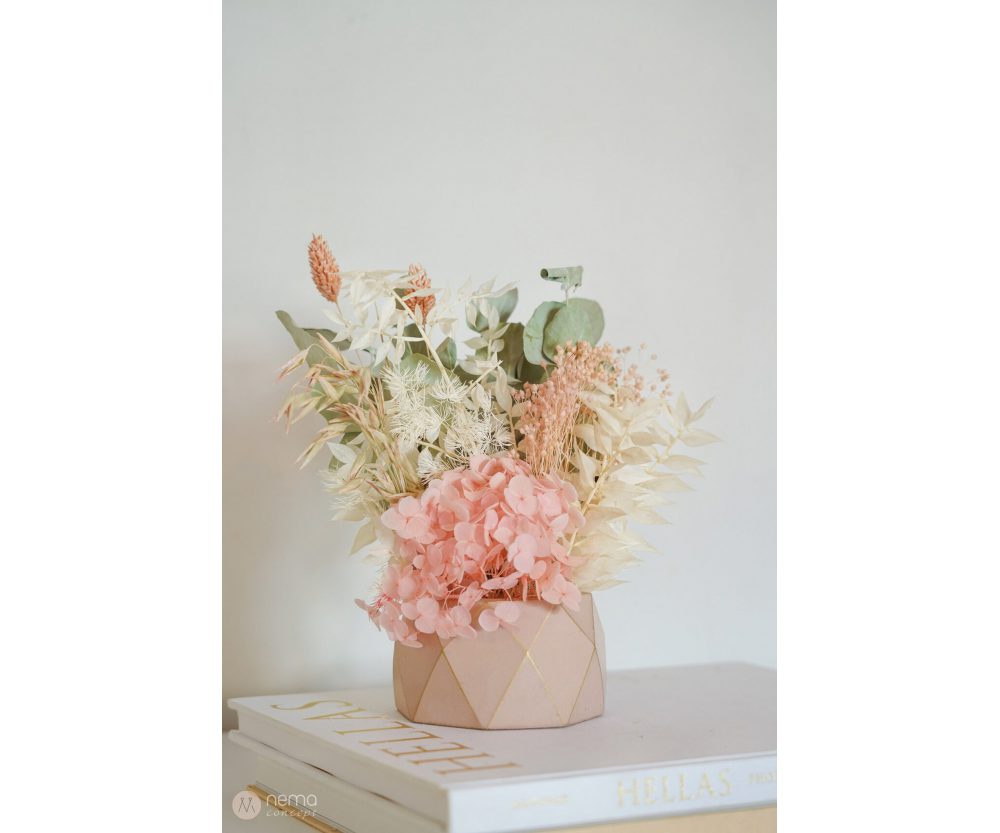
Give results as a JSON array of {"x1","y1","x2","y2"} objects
[
  {"x1": 359, "y1": 454, "x2": 584, "y2": 647},
  {"x1": 516, "y1": 342, "x2": 644, "y2": 475}
]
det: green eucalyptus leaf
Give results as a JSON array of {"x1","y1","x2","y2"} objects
[
  {"x1": 400, "y1": 352, "x2": 442, "y2": 384},
  {"x1": 452, "y1": 365, "x2": 478, "y2": 384},
  {"x1": 436, "y1": 337, "x2": 458, "y2": 370},
  {"x1": 523, "y1": 300, "x2": 564, "y2": 365},
  {"x1": 542, "y1": 297, "x2": 605, "y2": 360},
  {"x1": 519, "y1": 358, "x2": 548, "y2": 384},
  {"x1": 468, "y1": 287, "x2": 519, "y2": 332},
  {"x1": 305, "y1": 326, "x2": 339, "y2": 342},
  {"x1": 403, "y1": 322, "x2": 427, "y2": 356},
  {"x1": 495, "y1": 287, "x2": 519, "y2": 321},
  {"x1": 276, "y1": 309, "x2": 316, "y2": 351},
  {"x1": 496, "y1": 322, "x2": 524, "y2": 378},
  {"x1": 276, "y1": 310, "x2": 345, "y2": 366}
]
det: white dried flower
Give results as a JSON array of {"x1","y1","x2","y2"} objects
[
  {"x1": 417, "y1": 448, "x2": 446, "y2": 481},
  {"x1": 392, "y1": 404, "x2": 442, "y2": 446},
  {"x1": 383, "y1": 363, "x2": 444, "y2": 446},
  {"x1": 443, "y1": 406, "x2": 487, "y2": 456},
  {"x1": 489, "y1": 420, "x2": 513, "y2": 452},
  {"x1": 429, "y1": 375, "x2": 468, "y2": 404},
  {"x1": 382, "y1": 363, "x2": 429, "y2": 398}
]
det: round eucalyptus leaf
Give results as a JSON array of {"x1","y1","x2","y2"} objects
[
  {"x1": 496, "y1": 322, "x2": 524, "y2": 377},
  {"x1": 542, "y1": 298, "x2": 605, "y2": 360},
  {"x1": 523, "y1": 300, "x2": 565, "y2": 365}
]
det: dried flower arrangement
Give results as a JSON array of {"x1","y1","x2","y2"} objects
[{"x1": 278, "y1": 236, "x2": 717, "y2": 649}]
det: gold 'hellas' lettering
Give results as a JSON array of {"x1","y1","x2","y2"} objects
[
  {"x1": 618, "y1": 769, "x2": 734, "y2": 808},
  {"x1": 618, "y1": 780, "x2": 638, "y2": 806},
  {"x1": 718, "y1": 768, "x2": 732, "y2": 796},
  {"x1": 678, "y1": 773, "x2": 693, "y2": 801},
  {"x1": 695, "y1": 773, "x2": 715, "y2": 799},
  {"x1": 661, "y1": 774, "x2": 674, "y2": 803},
  {"x1": 643, "y1": 778, "x2": 657, "y2": 805}
]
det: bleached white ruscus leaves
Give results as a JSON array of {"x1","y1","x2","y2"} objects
[{"x1": 566, "y1": 391, "x2": 718, "y2": 591}]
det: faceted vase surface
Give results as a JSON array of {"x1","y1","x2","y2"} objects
[{"x1": 392, "y1": 593, "x2": 606, "y2": 730}]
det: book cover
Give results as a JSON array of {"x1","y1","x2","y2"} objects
[
  {"x1": 231, "y1": 731, "x2": 777, "y2": 833},
  {"x1": 228, "y1": 663, "x2": 776, "y2": 833}
]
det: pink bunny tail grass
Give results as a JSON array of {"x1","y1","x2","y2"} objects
[
  {"x1": 308, "y1": 234, "x2": 341, "y2": 302},
  {"x1": 403, "y1": 263, "x2": 435, "y2": 320}
]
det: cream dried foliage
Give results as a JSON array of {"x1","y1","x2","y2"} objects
[
  {"x1": 508, "y1": 340, "x2": 717, "y2": 590},
  {"x1": 326, "y1": 268, "x2": 515, "y2": 374},
  {"x1": 567, "y1": 391, "x2": 719, "y2": 591},
  {"x1": 278, "y1": 335, "x2": 421, "y2": 522}
]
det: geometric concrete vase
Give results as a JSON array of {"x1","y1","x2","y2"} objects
[{"x1": 393, "y1": 593, "x2": 605, "y2": 729}]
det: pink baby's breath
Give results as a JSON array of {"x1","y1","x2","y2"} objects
[{"x1": 516, "y1": 341, "x2": 645, "y2": 475}]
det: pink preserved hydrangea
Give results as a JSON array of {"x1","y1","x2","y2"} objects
[{"x1": 358, "y1": 455, "x2": 585, "y2": 646}]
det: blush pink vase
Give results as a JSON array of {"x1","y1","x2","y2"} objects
[{"x1": 393, "y1": 594, "x2": 606, "y2": 729}]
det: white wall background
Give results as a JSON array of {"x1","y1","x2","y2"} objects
[{"x1": 223, "y1": 0, "x2": 774, "y2": 727}]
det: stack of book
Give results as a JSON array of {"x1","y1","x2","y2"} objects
[{"x1": 227, "y1": 662, "x2": 776, "y2": 833}]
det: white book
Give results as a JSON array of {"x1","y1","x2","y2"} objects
[
  {"x1": 230, "y1": 732, "x2": 776, "y2": 833},
  {"x1": 232, "y1": 730, "x2": 445, "y2": 833},
  {"x1": 228, "y1": 663, "x2": 776, "y2": 833}
]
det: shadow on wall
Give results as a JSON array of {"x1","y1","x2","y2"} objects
[{"x1": 222, "y1": 353, "x2": 391, "y2": 729}]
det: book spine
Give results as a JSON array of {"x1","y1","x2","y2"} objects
[
  {"x1": 448, "y1": 755, "x2": 777, "y2": 833},
  {"x1": 232, "y1": 710, "x2": 451, "y2": 822},
  {"x1": 254, "y1": 751, "x2": 445, "y2": 833}
]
